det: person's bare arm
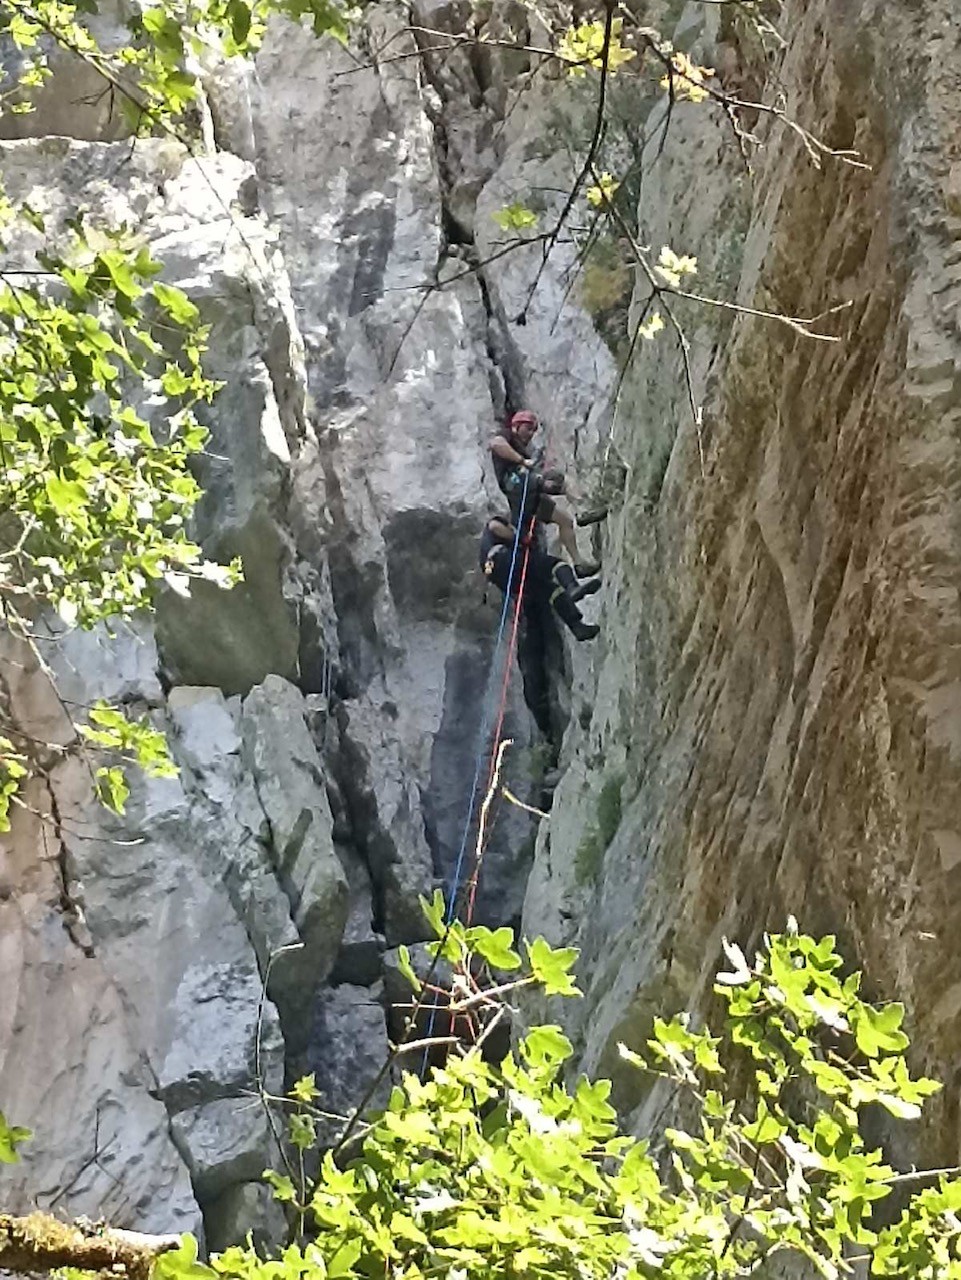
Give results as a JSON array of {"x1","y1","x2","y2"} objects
[
  {"x1": 490, "y1": 436, "x2": 532, "y2": 468},
  {"x1": 489, "y1": 517, "x2": 516, "y2": 543}
]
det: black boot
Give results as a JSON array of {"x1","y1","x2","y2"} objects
[
  {"x1": 553, "y1": 562, "x2": 602, "y2": 605},
  {"x1": 551, "y1": 582, "x2": 600, "y2": 642},
  {"x1": 571, "y1": 577, "x2": 601, "y2": 605},
  {"x1": 576, "y1": 505, "x2": 608, "y2": 528}
]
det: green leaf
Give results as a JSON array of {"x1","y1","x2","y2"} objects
[
  {"x1": 396, "y1": 944, "x2": 421, "y2": 993},
  {"x1": 45, "y1": 472, "x2": 88, "y2": 518},
  {"x1": 290, "y1": 1073, "x2": 319, "y2": 1103},
  {"x1": 743, "y1": 1098, "x2": 786, "y2": 1145},
  {"x1": 526, "y1": 936, "x2": 581, "y2": 997},
  {"x1": 289, "y1": 1112, "x2": 317, "y2": 1150},
  {"x1": 95, "y1": 766, "x2": 129, "y2": 814},
  {"x1": 263, "y1": 1169, "x2": 297, "y2": 1203},
  {"x1": 420, "y1": 887, "x2": 447, "y2": 938},
  {"x1": 492, "y1": 202, "x2": 538, "y2": 232},
  {"x1": 469, "y1": 925, "x2": 522, "y2": 971},
  {"x1": 852, "y1": 1003, "x2": 909, "y2": 1059},
  {"x1": 327, "y1": 1239, "x2": 362, "y2": 1278},
  {"x1": 520, "y1": 1025, "x2": 574, "y2": 1068},
  {"x1": 876, "y1": 1093, "x2": 922, "y2": 1121},
  {"x1": 0, "y1": 1111, "x2": 31, "y2": 1163},
  {"x1": 226, "y1": 0, "x2": 252, "y2": 44},
  {"x1": 153, "y1": 281, "x2": 200, "y2": 325},
  {"x1": 152, "y1": 1235, "x2": 215, "y2": 1280}
]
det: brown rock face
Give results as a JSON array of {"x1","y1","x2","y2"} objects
[{"x1": 526, "y1": 0, "x2": 961, "y2": 1164}]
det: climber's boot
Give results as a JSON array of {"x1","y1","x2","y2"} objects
[
  {"x1": 576, "y1": 505, "x2": 608, "y2": 528},
  {"x1": 573, "y1": 557, "x2": 601, "y2": 578},
  {"x1": 571, "y1": 577, "x2": 602, "y2": 605},
  {"x1": 553, "y1": 561, "x2": 601, "y2": 605},
  {"x1": 550, "y1": 570, "x2": 600, "y2": 642}
]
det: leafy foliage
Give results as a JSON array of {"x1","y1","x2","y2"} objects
[
  {"x1": 0, "y1": 737, "x2": 28, "y2": 832},
  {"x1": 0, "y1": 210, "x2": 227, "y2": 820},
  {"x1": 0, "y1": 224, "x2": 229, "y2": 627},
  {"x1": 0, "y1": 0, "x2": 335, "y2": 819},
  {"x1": 0, "y1": 0, "x2": 360, "y2": 130},
  {"x1": 79, "y1": 703, "x2": 178, "y2": 814},
  {"x1": 134, "y1": 914, "x2": 961, "y2": 1280},
  {"x1": 586, "y1": 171, "x2": 619, "y2": 208},
  {"x1": 659, "y1": 49, "x2": 715, "y2": 104}
]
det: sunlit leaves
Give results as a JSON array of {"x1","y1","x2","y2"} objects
[
  {"x1": 80, "y1": 704, "x2": 178, "y2": 776},
  {"x1": 492, "y1": 202, "x2": 538, "y2": 233},
  {"x1": 0, "y1": 739, "x2": 28, "y2": 832},
  {"x1": 586, "y1": 172, "x2": 618, "y2": 208},
  {"x1": 290, "y1": 1073, "x2": 320, "y2": 1105},
  {"x1": 0, "y1": 0, "x2": 347, "y2": 827},
  {"x1": 660, "y1": 48, "x2": 715, "y2": 104},
  {"x1": 526, "y1": 936, "x2": 580, "y2": 996},
  {"x1": 200, "y1": 926, "x2": 960, "y2": 1280},
  {"x1": 0, "y1": 227, "x2": 223, "y2": 628},
  {"x1": 557, "y1": 18, "x2": 636, "y2": 77},
  {"x1": 152, "y1": 1234, "x2": 216, "y2": 1280},
  {"x1": 95, "y1": 765, "x2": 130, "y2": 815},
  {"x1": 76, "y1": 703, "x2": 178, "y2": 813},
  {"x1": 655, "y1": 245, "x2": 699, "y2": 288}
]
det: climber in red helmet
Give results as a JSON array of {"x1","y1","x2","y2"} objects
[{"x1": 489, "y1": 409, "x2": 600, "y2": 578}]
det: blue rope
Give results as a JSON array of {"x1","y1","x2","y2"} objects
[
  {"x1": 421, "y1": 468, "x2": 532, "y2": 1071},
  {"x1": 444, "y1": 466, "x2": 532, "y2": 921}
]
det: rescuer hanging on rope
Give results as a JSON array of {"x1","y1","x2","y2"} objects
[
  {"x1": 480, "y1": 511, "x2": 601, "y2": 642},
  {"x1": 490, "y1": 410, "x2": 601, "y2": 578}
]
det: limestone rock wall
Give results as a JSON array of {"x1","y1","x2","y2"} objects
[{"x1": 522, "y1": 0, "x2": 961, "y2": 1170}]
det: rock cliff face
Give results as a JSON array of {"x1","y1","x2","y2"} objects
[
  {"x1": 3, "y1": 0, "x2": 961, "y2": 1240},
  {"x1": 521, "y1": 0, "x2": 961, "y2": 1171}
]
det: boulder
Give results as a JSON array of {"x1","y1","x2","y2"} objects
[{"x1": 241, "y1": 676, "x2": 350, "y2": 1031}]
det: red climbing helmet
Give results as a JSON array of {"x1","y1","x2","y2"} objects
[{"x1": 509, "y1": 409, "x2": 538, "y2": 431}]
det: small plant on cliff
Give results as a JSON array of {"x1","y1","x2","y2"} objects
[{"x1": 575, "y1": 770, "x2": 623, "y2": 883}]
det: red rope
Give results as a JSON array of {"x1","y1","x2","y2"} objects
[{"x1": 465, "y1": 519, "x2": 535, "y2": 924}]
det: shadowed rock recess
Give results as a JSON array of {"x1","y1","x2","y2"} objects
[{"x1": 2, "y1": 0, "x2": 961, "y2": 1243}]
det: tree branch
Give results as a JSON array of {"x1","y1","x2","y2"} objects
[{"x1": 0, "y1": 1212, "x2": 178, "y2": 1279}]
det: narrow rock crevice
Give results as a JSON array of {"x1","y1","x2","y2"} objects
[
  {"x1": 46, "y1": 779, "x2": 96, "y2": 960},
  {"x1": 412, "y1": 16, "x2": 565, "y2": 748}
]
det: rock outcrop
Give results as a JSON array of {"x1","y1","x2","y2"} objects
[{"x1": 520, "y1": 0, "x2": 961, "y2": 1172}]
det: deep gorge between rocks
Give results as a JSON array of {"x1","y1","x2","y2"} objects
[{"x1": 3, "y1": 0, "x2": 961, "y2": 1249}]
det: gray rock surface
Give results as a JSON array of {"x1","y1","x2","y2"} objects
[
  {"x1": 171, "y1": 1099, "x2": 276, "y2": 1200},
  {"x1": 519, "y1": 0, "x2": 961, "y2": 1175},
  {"x1": 204, "y1": 1181, "x2": 288, "y2": 1253},
  {"x1": 241, "y1": 675, "x2": 349, "y2": 1017},
  {"x1": 296, "y1": 984, "x2": 391, "y2": 1148}
]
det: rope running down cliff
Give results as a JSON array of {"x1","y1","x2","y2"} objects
[{"x1": 421, "y1": 469, "x2": 535, "y2": 1063}]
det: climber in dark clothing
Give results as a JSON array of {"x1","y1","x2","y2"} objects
[
  {"x1": 479, "y1": 514, "x2": 601, "y2": 641},
  {"x1": 489, "y1": 410, "x2": 600, "y2": 577}
]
